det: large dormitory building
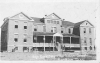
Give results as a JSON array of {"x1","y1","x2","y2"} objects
[{"x1": 1, "y1": 12, "x2": 96, "y2": 54}]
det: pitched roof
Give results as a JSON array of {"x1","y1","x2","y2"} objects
[
  {"x1": 10, "y1": 12, "x2": 32, "y2": 20},
  {"x1": 62, "y1": 21, "x2": 75, "y2": 27},
  {"x1": 74, "y1": 20, "x2": 94, "y2": 27},
  {"x1": 31, "y1": 17, "x2": 45, "y2": 23}
]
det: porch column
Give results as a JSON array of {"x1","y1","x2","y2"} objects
[
  {"x1": 70, "y1": 37, "x2": 71, "y2": 48},
  {"x1": 44, "y1": 35, "x2": 45, "y2": 51},
  {"x1": 53, "y1": 36, "x2": 54, "y2": 51}
]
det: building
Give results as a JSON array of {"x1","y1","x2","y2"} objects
[{"x1": 1, "y1": 12, "x2": 96, "y2": 54}]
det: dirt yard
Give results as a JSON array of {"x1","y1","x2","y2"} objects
[{"x1": 0, "y1": 52, "x2": 96, "y2": 61}]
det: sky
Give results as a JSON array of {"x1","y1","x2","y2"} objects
[{"x1": 0, "y1": 0, "x2": 99, "y2": 27}]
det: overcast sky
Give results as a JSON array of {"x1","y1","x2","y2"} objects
[{"x1": 0, "y1": 0, "x2": 99, "y2": 29}]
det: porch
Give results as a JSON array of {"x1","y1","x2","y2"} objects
[{"x1": 32, "y1": 32, "x2": 80, "y2": 52}]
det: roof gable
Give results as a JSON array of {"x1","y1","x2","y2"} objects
[
  {"x1": 74, "y1": 20, "x2": 93, "y2": 27},
  {"x1": 10, "y1": 12, "x2": 31, "y2": 20},
  {"x1": 45, "y1": 13, "x2": 61, "y2": 19}
]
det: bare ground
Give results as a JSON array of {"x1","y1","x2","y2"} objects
[{"x1": 0, "y1": 52, "x2": 96, "y2": 61}]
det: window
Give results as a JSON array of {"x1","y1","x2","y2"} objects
[
  {"x1": 47, "y1": 20, "x2": 50, "y2": 23},
  {"x1": 90, "y1": 38, "x2": 92, "y2": 45},
  {"x1": 61, "y1": 27, "x2": 63, "y2": 33},
  {"x1": 54, "y1": 21, "x2": 56, "y2": 24},
  {"x1": 54, "y1": 27, "x2": 57, "y2": 33},
  {"x1": 15, "y1": 25, "x2": 18, "y2": 28},
  {"x1": 24, "y1": 38, "x2": 27, "y2": 42},
  {"x1": 94, "y1": 46, "x2": 96, "y2": 50},
  {"x1": 84, "y1": 28, "x2": 86, "y2": 33},
  {"x1": 85, "y1": 47, "x2": 87, "y2": 50},
  {"x1": 84, "y1": 37, "x2": 87, "y2": 43},
  {"x1": 34, "y1": 25, "x2": 37, "y2": 31},
  {"x1": 23, "y1": 47, "x2": 29, "y2": 52},
  {"x1": 90, "y1": 46, "x2": 92, "y2": 50},
  {"x1": 14, "y1": 38, "x2": 18, "y2": 42},
  {"x1": 57, "y1": 21, "x2": 59, "y2": 24},
  {"x1": 15, "y1": 47, "x2": 18, "y2": 50},
  {"x1": 34, "y1": 28, "x2": 37, "y2": 31},
  {"x1": 43, "y1": 26, "x2": 46, "y2": 32},
  {"x1": 89, "y1": 28, "x2": 91, "y2": 33},
  {"x1": 51, "y1": 30, "x2": 53, "y2": 32},
  {"x1": 69, "y1": 28, "x2": 71, "y2": 34},
  {"x1": 24, "y1": 26, "x2": 27, "y2": 29},
  {"x1": 61, "y1": 31, "x2": 63, "y2": 33},
  {"x1": 51, "y1": 20, "x2": 53, "y2": 23}
]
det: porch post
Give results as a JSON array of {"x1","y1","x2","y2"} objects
[
  {"x1": 70, "y1": 37, "x2": 71, "y2": 49},
  {"x1": 44, "y1": 35, "x2": 45, "y2": 52},
  {"x1": 53, "y1": 36, "x2": 54, "y2": 51}
]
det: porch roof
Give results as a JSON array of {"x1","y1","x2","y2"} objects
[
  {"x1": 33, "y1": 32, "x2": 79, "y2": 37},
  {"x1": 62, "y1": 34, "x2": 79, "y2": 37}
]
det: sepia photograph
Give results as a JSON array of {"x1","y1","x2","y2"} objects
[{"x1": 0, "y1": 0, "x2": 99, "y2": 62}]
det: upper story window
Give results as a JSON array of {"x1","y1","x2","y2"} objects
[
  {"x1": 24, "y1": 34, "x2": 27, "y2": 42},
  {"x1": 61, "y1": 27, "x2": 63, "y2": 33},
  {"x1": 51, "y1": 20, "x2": 53, "y2": 23},
  {"x1": 69, "y1": 28, "x2": 71, "y2": 34},
  {"x1": 90, "y1": 46, "x2": 92, "y2": 50},
  {"x1": 89, "y1": 28, "x2": 91, "y2": 33},
  {"x1": 57, "y1": 21, "x2": 59, "y2": 24},
  {"x1": 85, "y1": 47, "x2": 87, "y2": 50},
  {"x1": 34, "y1": 25, "x2": 37, "y2": 31},
  {"x1": 24, "y1": 38, "x2": 27, "y2": 42},
  {"x1": 15, "y1": 25, "x2": 18, "y2": 28},
  {"x1": 84, "y1": 28, "x2": 86, "y2": 33},
  {"x1": 24, "y1": 26, "x2": 27, "y2": 29},
  {"x1": 54, "y1": 21, "x2": 56, "y2": 24},
  {"x1": 47, "y1": 20, "x2": 50, "y2": 23},
  {"x1": 14, "y1": 34, "x2": 18, "y2": 42},
  {"x1": 54, "y1": 27, "x2": 57, "y2": 33},
  {"x1": 14, "y1": 38, "x2": 18, "y2": 42},
  {"x1": 43, "y1": 25, "x2": 46, "y2": 32},
  {"x1": 90, "y1": 38, "x2": 92, "y2": 45},
  {"x1": 84, "y1": 37, "x2": 87, "y2": 44}
]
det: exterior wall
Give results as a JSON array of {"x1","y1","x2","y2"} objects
[
  {"x1": 1, "y1": 20, "x2": 8, "y2": 52},
  {"x1": 44, "y1": 18, "x2": 62, "y2": 33},
  {"x1": 8, "y1": 19, "x2": 33, "y2": 52},
  {"x1": 80, "y1": 22, "x2": 95, "y2": 54}
]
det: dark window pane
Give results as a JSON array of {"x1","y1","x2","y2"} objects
[
  {"x1": 14, "y1": 38, "x2": 18, "y2": 42},
  {"x1": 15, "y1": 25, "x2": 18, "y2": 28},
  {"x1": 24, "y1": 26, "x2": 27, "y2": 29},
  {"x1": 24, "y1": 39, "x2": 27, "y2": 42},
  {"x1": 34, "y1": 28, "x2": 37, "y2": 31}
]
